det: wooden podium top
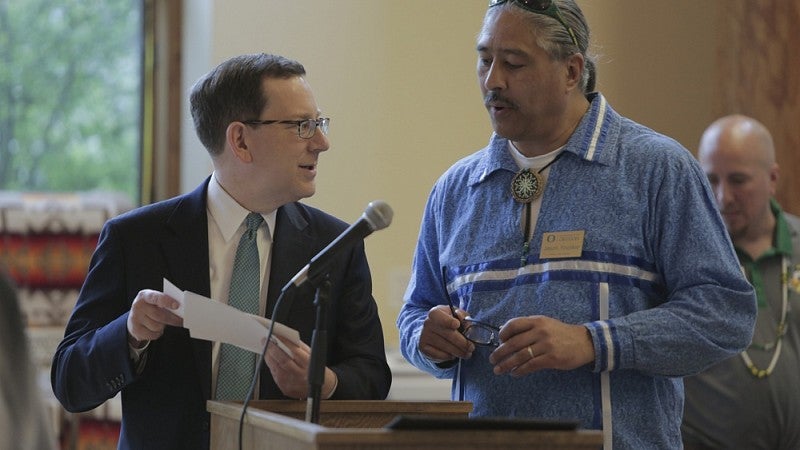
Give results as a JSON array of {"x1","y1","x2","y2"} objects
[
  {"x1": 211, "y1": 400, "x2": 471, "y2": 428},
  {"x1": 208, "y1": 400, "x2": 603, "y2": 450}
]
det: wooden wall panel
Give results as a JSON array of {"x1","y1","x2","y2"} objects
[{"x1": 715, "y1": 1, "x2": 800, "y2": 215}]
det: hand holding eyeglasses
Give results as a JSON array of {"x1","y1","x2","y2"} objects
[
  {"x1": 488, "y1": 315, "x2": 595, "y2": 377},
  {"x1": 418, "y1": 305, "x2": 476, "y2": 364},
  {"x1": 427, "y1": 270, "x2": 595, "y2": 373}
]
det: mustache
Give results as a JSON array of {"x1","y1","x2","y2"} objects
[{"x1": 484, "y1": 92, "x2": 516, "y2": 109}]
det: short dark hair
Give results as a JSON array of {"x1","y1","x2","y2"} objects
[{"x1": 189, "y1": 53, "x2": 306, "y2": 155}]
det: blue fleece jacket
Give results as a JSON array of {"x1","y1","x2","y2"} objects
[{"x1": 398, "y1": 93, "x2": 756, "y2": 449}]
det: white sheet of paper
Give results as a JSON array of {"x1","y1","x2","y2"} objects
[
  {"x1": 163, "y1": 278, "x2": 185, "y2": 318},
  {"x1": 162, "y1": 278, "x2": 299, "y2": 356}
]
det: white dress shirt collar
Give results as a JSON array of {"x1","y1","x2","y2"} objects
[{"x1": 207, "y1": 173, "x2": 276, "y2": 241}]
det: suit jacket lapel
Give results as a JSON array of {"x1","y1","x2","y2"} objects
[
  {"x1": 266, "y1": 203, "x2": 313, "y2": 321},
  {"x1": 162, "y1": 179, "x2": 213, "y2": 399}
]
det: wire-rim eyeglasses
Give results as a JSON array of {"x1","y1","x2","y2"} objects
[{"x1": 242, "y1": 117, "x2": 330, "y2": 139}]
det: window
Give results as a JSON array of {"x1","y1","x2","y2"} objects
[
  {"x1": 0, "y1": 0, "x2": 144, "y2": 205},
  {"x1": 0, "y1": 0, "x2": 182, "y2": 445}
]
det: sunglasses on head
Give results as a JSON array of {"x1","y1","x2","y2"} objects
[{"x1": 489, "y1": 0, "x2": 580, "y2": 51}]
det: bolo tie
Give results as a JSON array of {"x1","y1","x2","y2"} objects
[{"x1": 510, "y1": 151, "x2": 565, "y2": 266}]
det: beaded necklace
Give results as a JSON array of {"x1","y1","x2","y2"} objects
[{"x1": 739, "y1": 256, "x2": 790, "y2": 379}]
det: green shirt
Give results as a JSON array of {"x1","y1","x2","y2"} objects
[
  {"x1": 682, "y1": 199, "x2": 800, "y2": 449},
  {"x1": 736, "y1": 198, "x2": 794, "y2": 308}
]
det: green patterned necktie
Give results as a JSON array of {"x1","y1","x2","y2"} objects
[{"x1": 216, "y1": 212, "x2": 264, "y2": 400}]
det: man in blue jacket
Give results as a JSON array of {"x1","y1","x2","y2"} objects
[{"x1": 397, "y1": 1, "x2": 756, "y2": 449}]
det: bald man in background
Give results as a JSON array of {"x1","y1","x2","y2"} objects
[{"x1": 682, "y1": 115, "x2": 800, "y2": 449}]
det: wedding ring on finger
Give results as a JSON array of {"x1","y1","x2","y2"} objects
[{"x1": 527, "y1": 345, "x2": 534, "y2": 358}]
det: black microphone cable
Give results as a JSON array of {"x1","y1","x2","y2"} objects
[{"x1": 236, "y1": 288, "x2": 289, "y2": 450}]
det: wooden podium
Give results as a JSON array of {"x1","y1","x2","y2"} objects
[{"x1": 208, "y1": 400, "x2": 603, "y2": 450}]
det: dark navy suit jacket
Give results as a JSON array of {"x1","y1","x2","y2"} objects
[{"x1": 51, "y1": 179, "x2": 391, "y2": 449}]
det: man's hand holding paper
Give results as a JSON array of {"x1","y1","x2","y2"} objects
[
  {"x1": 127, "y1": 289, "x2": 183, "y2": 348},
  {"x1": 163, "y1": 279, "x2": 301, "y2": 357}
]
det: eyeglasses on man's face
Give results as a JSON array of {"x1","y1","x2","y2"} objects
[
  {"x1": 242, "y1": 117, "x2": 330, "y2": 139},
  {"x1": 488, "y1": 0, "x2": 580, "y2": 51}
]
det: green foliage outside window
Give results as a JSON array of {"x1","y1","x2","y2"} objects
[{"x1": 0, "y1": 0, "x2": 141, "y2": 204}]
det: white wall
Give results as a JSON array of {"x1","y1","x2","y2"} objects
[{"x1": 180, "y1": 0, "x2": 214, "y2": 190}]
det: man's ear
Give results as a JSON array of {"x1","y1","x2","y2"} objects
[
  {"x1": 769, "y1": 163, "x2": 779, "y2": 196},
  {"x1": 226, "y1": 121, "x2": 253, "y2": 163},
  {"x1": 565, "y1": 52, "x2": 585, "y2": 91}
]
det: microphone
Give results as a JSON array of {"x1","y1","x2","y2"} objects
[{"x1": 283, "y1": 200, "x2": 393, "y2": 291}]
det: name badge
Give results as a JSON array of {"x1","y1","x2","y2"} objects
[{"x1": 539, "y1": 230, "x2": 585, "y2": 259}]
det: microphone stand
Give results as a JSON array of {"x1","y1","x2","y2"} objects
[{"x1": 305, "y1": 276, "x2": 330, "y2": 424}]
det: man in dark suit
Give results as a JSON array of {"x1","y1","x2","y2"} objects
[{"x1": 51, "y1": 53, "x2": 391, "y2": 450}]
